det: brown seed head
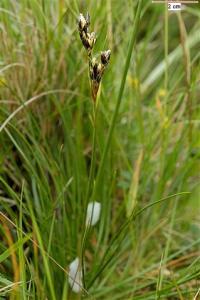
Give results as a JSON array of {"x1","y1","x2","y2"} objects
[
  {"x1": 101, "y1": 50, "x2": 111, "y2": 66},
  {"x1": 78, "y1": 13, "x2": 96, "y2": 54},
  {"x1": 78, "y1": 13, "x2": 111, "y2": 102},
  {"x1": 78, "y1": 13, "x2": 87, "y2": 32}
]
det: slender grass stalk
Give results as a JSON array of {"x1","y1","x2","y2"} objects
[
  {"x1": 18, "y1": 182, "x2": 27, "y2": 300},
  {"x1": 177, "y1": 12, "x2": 192, "y2": 142},
  {"x1": 26, "y1": 203, "x2": 56, "y2": 300},
  {"x1": 155, "y1": 2, "x2": 169, "y2": 205},
  {"x1": 78, "y1": 12, "x2": 111, "y2": 289},
  {"x1": 81, "y1": 102, "x2": 98, "y2": 288},
  {"x1": 164, "y1": 2, "x2": 169, "y2": 103},
  {"x1": 1, "y1": 223, "x2": 19, "y2": 299},
  {"x1": 92, "y1": 0, "x2": 143, "y2": 200},
  {"x1": 156, "y1": 189, "x2": 181, "y2": 299},
  {"x1": 43, "y1": 212, "x2": 56, "y2": 294},
  {"x1": 135, "y1": 59, "x2": 145, "y2": 146},
  {"x1": 85, "y1": 99, "x2": 98, "y2": 205},
  {"x1": 88, "y1": 192, "x2": 189, "y2": 288}
]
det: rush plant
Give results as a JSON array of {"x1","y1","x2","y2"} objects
[{"x1": 0, "y1": 1, "x2": 199, "y2": 299}]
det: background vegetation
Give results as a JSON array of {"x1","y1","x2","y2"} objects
[{"x1": 0, "y1": 0, "x2": 200, "y2": 299}]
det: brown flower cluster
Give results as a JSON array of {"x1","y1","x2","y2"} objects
[
  {"x1": 78, "y1": 13, "x2": 96, "y2": 56},
  {"x1": 78, "y1": 13, "x2": 111, "y2": 102}
]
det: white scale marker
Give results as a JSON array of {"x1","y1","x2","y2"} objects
[
  {"x1": 168, "y1": 2, "x2": 182, "y2": 10},
  {"x1": 152, "y1": 1, "x2": 199, "y2": 10}
]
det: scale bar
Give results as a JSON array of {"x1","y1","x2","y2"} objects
[{"x1": 152, "y1": 1, "x2": 199, "y2": 3}]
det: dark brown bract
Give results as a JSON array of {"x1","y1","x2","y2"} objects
[{"x1": 101, "y1": 50, "x2": 111, "y2": 66}]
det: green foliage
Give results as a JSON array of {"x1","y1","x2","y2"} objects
[{"x1": 0, "y1": 0, "x2": 199, "y2": 299}]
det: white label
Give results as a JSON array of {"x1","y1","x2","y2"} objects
[{"x1": 168, "y1": 3, "x2": 181, "y2": 10}]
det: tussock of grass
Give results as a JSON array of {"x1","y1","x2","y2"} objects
[{"x1": 0, "y1": 1, "x2": 200, "y2": 299}]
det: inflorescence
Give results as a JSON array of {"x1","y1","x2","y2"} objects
[{"x1": 78, "y1": 13, "x2": 111, "y2": 102}]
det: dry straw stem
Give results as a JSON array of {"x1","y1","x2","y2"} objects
[{"x1": 78, "y1": 13, "x2": 111, "y2": 102}]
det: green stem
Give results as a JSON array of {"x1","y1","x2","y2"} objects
[
  {"x1": 93, "y1": 0, "x2": 143, "y2": 200},
  {"x1": 85, "y1": 101, "x2": 98, "y2": 204},
  {"x1": 135, "y1": 57, "x2": 145, "y2": 146},
  {"x1": 88, "y1": 191, "x2": 189, "y2": 288},
  {"x1": 82, "y1": 101, "x2": 98, "y2": 288}
]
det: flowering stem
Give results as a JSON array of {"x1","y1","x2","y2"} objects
[
  {"x1": 92, "y1": 0, "x2": 143, "y2": 201},
  {"x1": 81, "y1": 90, "x2": 98, "y2": 288},
  {"x1": 78, "y1": 11, "x2": 111, "y2": 291},
  {"x1": 85, "y1": 96, "x2": 98, "y2": 204}
]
